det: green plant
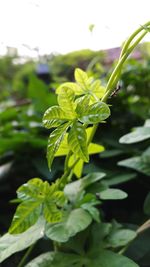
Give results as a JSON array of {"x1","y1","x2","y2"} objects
[{"x1": 0, "y1": 22, "x2": 150, "y2": 267}]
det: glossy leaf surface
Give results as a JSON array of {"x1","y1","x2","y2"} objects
[
  {"x1": 0, "y1": 218, "x2": 45, "y2": 263},
  {"x1": 68, "y1": 121, "x2": 89, "y2": 162}
]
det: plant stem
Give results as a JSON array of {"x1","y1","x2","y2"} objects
[
  {"x1": 102, "y1": 26, "x2": 150, "y2": 102},
  {"x1": 17, "y1": 243, "x2": 35, "y2": 267},
  {"x1": 120, "y1": 21, "x2": 150, "y2": 58}
]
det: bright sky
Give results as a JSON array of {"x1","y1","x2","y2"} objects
[{"x1": 0, "y1": 0, "x2": 150, "y2": 56}]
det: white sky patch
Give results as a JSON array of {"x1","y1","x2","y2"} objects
[{"x1": 0, "y1": 0, "x2": 150, "y2": 56}]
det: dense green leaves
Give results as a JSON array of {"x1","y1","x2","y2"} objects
[
  {"x1": 64, "y1": 172, "x2": 105, "y2": 202},
  {"x1": 68, "y1": 121, "x2": 89, "y2": 162},
  {"x1": 25, "y1": 249, "x2": 139, "y2": 267},
  {"x1": 9, "y1": 178, "x2": 66, "y2": 234},
  {"x1": 46, "y1": 208, "x2": 92, "y2": 242},
  {"x1": 0, "y1": 218, "x2": 45, "y2": 263}
]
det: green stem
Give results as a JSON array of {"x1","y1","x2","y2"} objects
[
  {"x1": 17, "y1": 243, "x2": 35, "y2": 267},
  {"x1": 120, "y1": 21, "x2": 150, "y2": 58},
  {"x1": 102, "y1": 27, "x2": 149, "y2": 102}
]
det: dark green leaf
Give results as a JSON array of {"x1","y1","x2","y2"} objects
[
  {"x1": 45, "y1": 208, "x2": 92, "y2": 242},
  {"x1": 87, "y1": 249, "x2": 139, "y2": 267}
]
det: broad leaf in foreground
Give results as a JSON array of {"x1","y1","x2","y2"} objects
[
  {"x1": 9, "y1": 200, "x2": 41, "y2": 234},
  {"x1": 45, "y1": 208, "x2": 92, "y2": 242},
  {"x1": 25, "y1": 249, "x2": 139, "y2": 267},
  {"x1": 0, "y1": 218, "x2": 45, "y2": 263},
  {"x1": 25, "y1": 252, "x2": 82, "y2": 267}
]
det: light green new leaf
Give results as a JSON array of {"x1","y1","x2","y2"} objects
[
  {"x1": 119, "y1": 127, "x2": 150, "y2": 144},
  {"x1": 99, "y1": 188, "x2": 127, "y2": 200},
  {"x1": 107, "y1": 229, "x2": 137, "y2": 248},
  {"x1": 43, "y1": 106, "x2": 70, "y2": 129},
  {"x1": 17, "y1": 178, "x2": 44, "y2": 201},
  {"x1": 25, "y1": 252, "x2": 82, "y2": 267},
  {"x1": 45, "y1": 208, "x2": 92, "y2": 242},
  {"x1": 79, "y1": 102, "x2": 110, "y2": 124},
  {"x1": 118, "y1": 156, "x2": 150, "y2": 176},
  {"x1": 9, "y1": 200, "x2": 42, "y2": 234},
  {"x1": 43, "y1": 201, "x2": 62, "y2": 223},
  {"x1": 68, "y1": 155, "x2": 84, "y2": 178},
  {"x1": 88, "y1": 143, "x2": 104, "y2": 154},
  {"x1": 0, "y1": 218, "x2": 45, "y2": 263},
  {"x1": 57, "y1": 87, "x2": 76, "y2": 117},
  {"x1": 68, "y1": 121, "x2": 89, "y2": 162},
  {"x1": 55, "y1": 134, "x2": 69, "y2": 156},
  {"x1": 87, "y1": 249, "x2": 139, "y2": 267},
  {"x1": 64, "y1": 172, "x2": 105, "y2": 202},
  {"x1": 56, "y1": 82, "x2": 83, "y2": 95},
  {"x1": 75, "y1": 95, "x2": 90, "y2": 115},
  {"x1": 74, "y1": 68, "x2": 89, "y2": 89},
  {"x1": 90, "y1": 80, "x2": 106, "y2": 100},
  {"x1": 47, "y1": 122, "x2": 70, "y2": 169}
]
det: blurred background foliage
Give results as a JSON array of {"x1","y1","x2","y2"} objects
[{"x1": 0, "y1": 42, "x2": 150, "y2": 266}]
